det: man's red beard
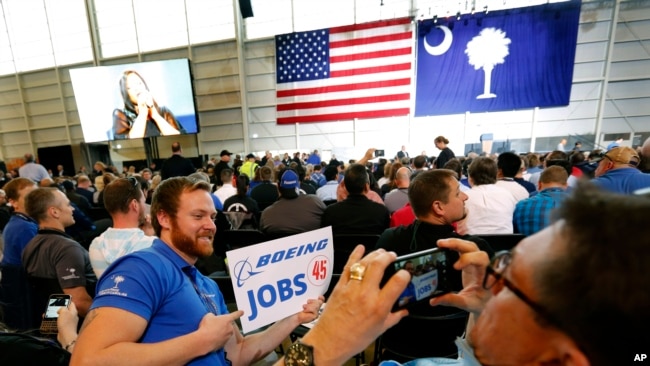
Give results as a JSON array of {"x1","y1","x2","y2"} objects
[{"x1": 170, "y1": 218, "x2": 214, "y2": 258}]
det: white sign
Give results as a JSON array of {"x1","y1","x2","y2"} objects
[
  {"x1": 226, "y1": 227, "x2": 333, "y2": 333},
  {"x1": 412, "y1": 269, "x2": 439, "y2": 301}
]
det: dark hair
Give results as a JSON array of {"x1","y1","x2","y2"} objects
[
  {"x1": 537, "y1": 183, "x2": 650, "y2": 365},
  {"x1": 497, "y1": 152, "x2": 522, "y2": 178},
  {"x1": 324, "y1": 166, "x2": 338, "y2": 182},
  {"x1": 235, "y1": 175, "x2": 250, "y2": 197},
  {"x1": 413, "y1": 155, "x2": 427, "y2": 169},
  {"x1": 344, "y1": 164, "x2": 369, "y2": 195},
  {"x1": 25, "y1": 187, "x2": 59, "y2": 222},
  {"x1": 443, "y1": 158, "x2": 462, "y2": 179},
  {"x1": 151, "y1": 177, "x2": 211, "y2": 237},
  {"x1": 468, "y1": 157, "x2": 497, "y2": 185},
  {"x1": 103, "y1": 177, "x2": 143, "y2": 215},
  {"x1": 409, "y1": 169, "x2": 457, "y2": 218}
]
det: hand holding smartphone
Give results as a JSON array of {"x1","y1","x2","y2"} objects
[
  {"x1": 381, "y1": 247, "x2": 462, "y2": 311},
  {"x1": 40, "y1": 294, "x2": 71, "y2": 334}
]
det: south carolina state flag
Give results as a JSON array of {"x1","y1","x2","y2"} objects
[
  {"x1": 275, "y1": 18, "x2": 413, "y2": 124},
  {"x1": 415, "y1": 0, "x2": 581, "y2": 116}
]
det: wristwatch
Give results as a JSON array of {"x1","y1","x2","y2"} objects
[{"x1": 284, "y1": 341, "x2": 314, "y2": 366}]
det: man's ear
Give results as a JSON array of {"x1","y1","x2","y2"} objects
[
  {"x1": 537, "y1": 333, "x2": 590, "y2": 366},
  {"x1": 432, "y1": 200, "x2": 444, "y2": 216},
  {"x1": 157, "y1": 210, "x2": 171, "y2": 230}
]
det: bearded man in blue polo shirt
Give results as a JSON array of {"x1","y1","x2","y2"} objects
[{"x1": 72, "y1": 177, "x2": 323, "y2": 366}]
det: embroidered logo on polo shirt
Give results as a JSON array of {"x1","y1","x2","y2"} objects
[
  {"x1": 62, "y1": 267, "x2": 80, "y2": 280},
  {"x1": 98, "y1": 274, "x2": 128, "y2": 297}
]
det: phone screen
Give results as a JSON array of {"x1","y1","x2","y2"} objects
[
  {"x1": 382, "y1": 247, "x2": 461, "y2": 311},
  {"x1": 44, "y1": 295, "x2": 71, "y2": 320},
  {"x1": 374, "y1": 149, "x2": 384, "y2": 157}
]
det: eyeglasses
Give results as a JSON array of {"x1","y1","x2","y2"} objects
[{"x1": 483, "y1": 251, "x2": 556, "y2": 325}]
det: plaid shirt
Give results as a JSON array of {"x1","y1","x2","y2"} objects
[{"x1": 513, "y1": 187, "x2": 568, "y2": 236}]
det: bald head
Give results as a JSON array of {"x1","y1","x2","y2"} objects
[{"x1": 395, "y1": 167, "x2": 410, "y2": 188}]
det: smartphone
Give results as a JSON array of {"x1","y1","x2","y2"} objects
[
  {"x1": 40, "y1": 294, "x2": 71, "y2": 334},
  {"x1": 381, "y1": 247, "x2": 462, "y2": 311},
  {"x1": 374, "y1": 149, "x2": 385, "y2": 157}
]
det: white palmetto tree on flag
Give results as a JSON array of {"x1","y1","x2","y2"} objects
[{"x1": 465, "y1": 28, "x2": 511, "y2": 99}]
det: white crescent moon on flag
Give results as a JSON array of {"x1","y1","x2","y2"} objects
[{"x1": 423, "y1": 25, "x2": 453, "y2": 56}]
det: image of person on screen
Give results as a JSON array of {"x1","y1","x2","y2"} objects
[{"x1": 112, "y1": 70, "x2": 185, "y2": 139}]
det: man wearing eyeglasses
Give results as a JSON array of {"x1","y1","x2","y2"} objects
[
  {"x1": 591, "y1": 146, "x2": 650, "y2": 194},
  {"x1": 73, "y1": 177, "x2": 323, "y2": 366},
  {"x1": 89, "y1": 176, "x2": 154, "y2": 278},
  {"x1": 277, "y1": 183, "x2": 649, "y2": 366}
]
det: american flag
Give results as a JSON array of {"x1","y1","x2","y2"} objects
[{"x1": 275, "y1": 18, "x2": 414, "y2": 124}]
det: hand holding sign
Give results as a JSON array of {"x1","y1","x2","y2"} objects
[{"x1": 296, "y1": 296, "x2": 325, "y2": 324}]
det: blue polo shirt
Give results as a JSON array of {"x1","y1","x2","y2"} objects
[
  {"x1": 1, "y1": 213, "x2": 38, "y2": 266},
  {"x1": 591, "y1": 168, "x2": 650, "y2": 195},
  {"x1": 513, "y1": 188, "x2": 568, "y2": 236},
  {"x1": 92, "y1": 239, "x2": 230, "y2": 365}
]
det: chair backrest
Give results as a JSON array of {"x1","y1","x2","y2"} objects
[
  {"x1": 332, "y1": 234, "x2": 380, "y2": 274},
  {"x1": 0, "y1": 265, "x2": 34, "y2": 331},
  {"x1": 222, "y1": 229, "x2": 267, "y2": 251},
  {"x1": 378, "y1": 304, "x2": 469, "y2": 362},
  {"x1": 475, "y1": 233, "x2": 526, "y2": 253}
]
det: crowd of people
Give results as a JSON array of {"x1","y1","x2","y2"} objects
[{"x1": 0, "y1": 135, "x2": 648, "y2": 365}]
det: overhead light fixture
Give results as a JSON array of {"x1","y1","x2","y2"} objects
[
  {"x1": 484, "y1": 5, "x2": 489, "y2": 14},
  {"x1": 456, "y1": 11, "x2": 461, "y2": 20},
  {"x1": 433, "y1": 15, "x2": 438, "y2": 23}
]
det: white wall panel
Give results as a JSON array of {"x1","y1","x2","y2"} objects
[
  {"x1": 249, "y1": 121, "x2": 296, "y2": 138},
  {"x1": 199, "y1": 108, "x2": 243, "y2": 127},
  {"x1": 574, "y1": 41, "x2": 608, "y2": 62},
  {"x1": 604, "y1": 97, "x2": 650, "y2": 117},
  {"x1": 570, "y1": 81, "x2": 602, "y2": 100},
  {"x1": 249, "y1": 106, "x2": 277, "y2": 123},
  {"x1": 572, "y1": 61, "x2": 605, "y2": 81}
]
